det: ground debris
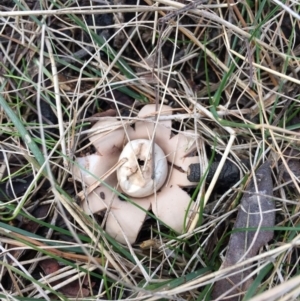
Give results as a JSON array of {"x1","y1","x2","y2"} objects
[
  {"x1": 278, "y1": 148, "x2": 300, "y2": 190},
  {"x1": 212, "y1": 161, "x2": 275, "y2": 301},
  {"x1": 40, "y1": 258, "x2": 94, "y2": 298}
]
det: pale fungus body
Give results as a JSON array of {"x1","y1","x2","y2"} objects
[
  {"x1": 74, "y1": 153, "x2": 118, "y2": 186},
  {"x1": 73, "y1": 104, "x2": 201, "y2": 244},
  {"x1": 84, "y1": 186, "x2": 152, "y2": 244},
  {"x1": 117, "y1": 139, "x2": 168, "y2": 198}
]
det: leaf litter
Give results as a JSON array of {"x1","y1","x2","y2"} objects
[
  {"x1": 0, "y1": 0, "x2": 299, "y2": 299},
  {"x1": 212, "y1": 161, "x2": 275, "y2": 301}
]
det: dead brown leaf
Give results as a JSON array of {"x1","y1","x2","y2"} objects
[
  {"x1": 40, "y1": 258, "x2": 60, "y2": 275},
  {"x1": 212, "y1": 161, "x2": 275, "y2": 301},
  {"x1": 40, "y1": 259, "x2": 94, "y2": 298}
]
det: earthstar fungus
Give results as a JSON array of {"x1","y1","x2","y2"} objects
[{"x1": 73, "y1": 104, "x2": 200, "y2": 244}]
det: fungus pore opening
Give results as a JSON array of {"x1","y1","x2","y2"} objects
[{"x1": 117, "y1": 139, "x2": 168, "y2": 198}]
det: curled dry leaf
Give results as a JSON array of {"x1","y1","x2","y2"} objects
[
  {"x1": 212, "y1": 161, "x2": 275, "y2": 301},
  {"x1": 40, "y1": 258, "x2": 60, "y2": 275}
]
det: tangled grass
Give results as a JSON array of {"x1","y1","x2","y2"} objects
[{"x1": 1, "y1": 0, "x2": 300, "y2": 300}]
